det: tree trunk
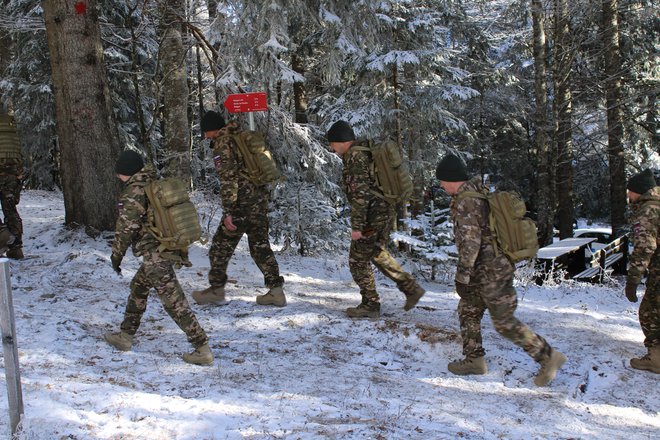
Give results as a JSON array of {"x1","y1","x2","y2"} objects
[
  {"x1": 292, "y1": 53, "x2": 308, "y2": 124},
  {"x1": 553, "y1": 0, "x2": 575, "y2": 239},
  {"x1": 532, "y1": 0, "x2": 554, "y2": 246},
  {"x1": 43, "y1": 0, "x2": 122, "y2": 232},
  {"x1": 159, "y1": 0, "x2": 190, "y2": 180},
  {"x1": 602, "y1": 0, "x2": 626, "y2": 237}
]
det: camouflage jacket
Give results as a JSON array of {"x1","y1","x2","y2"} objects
[
  {"x1": 342, "y1": 141, "x2": 390, "y2": 231},
  {"x1": 450, "y1": 176, "x2": 514, "y2": 285},
  {"x1": 210, "y1": 121, "x2": 269, "y2": 216},
  {"x1": 111, "y1": 165, "x2": 160, "y2": 258},
  {"x1": 628, "y1": 186, "x2": 660, "y2": 284}
]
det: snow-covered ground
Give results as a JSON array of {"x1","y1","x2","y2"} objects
[{"x1": 1, "y1": 190, "x2": 658, "y2": 439}]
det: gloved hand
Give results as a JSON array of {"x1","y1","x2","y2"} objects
[
  {"x1": 624, "y1": 282, "x2": 638, "y2": 303},
  {"x1": 111, "y1": 253, "x2": 123, "y2": 275},
  {"x1": 455, "y1": 281, "x2": 470, "y2": 297}
]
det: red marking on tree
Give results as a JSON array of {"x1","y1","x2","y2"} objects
[{"x1": 74, "y1": 1, "x2": 87, "y2": 14}]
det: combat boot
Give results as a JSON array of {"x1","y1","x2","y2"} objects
[
  {"x1": 448, "y1": 356, "x2": 488, "y2": 375},
  {"x1": 6, "y1": 247, "x2": 23, "y2": 260},
  {"x1": 534, "y1": 349, "x2": 567, "y2": 386},
  {"x1": 346, "y1": 302, "x2": 380, "y2": 319},
  {"x1": 104, "y1": 331, "x2": 133, "y2": 351},
  {"x1": 630, "y1": 346, "x2": 660, "y2": 374},
  {"x1": 192, "y1": 286, "x2": 228, "y2": 305},
  {"x1": 403, "y1": 285, "x2": 426, "y2": 311},
  {"x1": 256, "y1": 286, "x2": 286, "y2": 307},
  {"x1": 182, "y1": 343, "x2": 213, "y2": 365}
]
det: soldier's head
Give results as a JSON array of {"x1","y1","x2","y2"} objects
[
  {"x1": 201, "y1": 111, "x2": 226, "y2": 139},
  {"x1": 436, "y1": 154, "x2": 469, "y2": 195},
  {"x1": 627, "y1": 168, "x2": 656, "y2": 202},
  {"x1": 327, "y1": 120, "x2": 355, "y2": 156},
  {"x1": 115, "y1": 149, "x2": 145, "y2": 182}
]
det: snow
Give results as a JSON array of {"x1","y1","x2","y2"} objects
[{"x1": 1, "y1": 190, "x2": 658, "y2": 439}]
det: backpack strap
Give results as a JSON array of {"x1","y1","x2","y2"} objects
[
  {"x1": 454, "y1": 190, "x2": 499, "y2": 255},
  {"x1": 350, "y1": 143, "x2": 386, "y2": 201}
]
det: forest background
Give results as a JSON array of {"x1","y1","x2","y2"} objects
[{"x1": 0, "y1": 0, "x2": 658, "y2": 258}]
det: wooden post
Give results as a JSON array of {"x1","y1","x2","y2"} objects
[{"x1": 0, "y1": 258, "x2": 24, "y2": 436}]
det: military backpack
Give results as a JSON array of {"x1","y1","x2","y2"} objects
[
  {"x1": 0, "y1": 114, "x2": 22, "y2": 165},
  {"x1": 144, "y1": 178, "x2": 202, "y2": 252},
  {"x1": 232, "y1": 131, "x2": 282, "y2": 186},
  {"x1": 353, "y1": 140, "x2": 413, "y2": 204},
  {"x1": 457, "y1": 190, "x2": 539, "y2": 263}
]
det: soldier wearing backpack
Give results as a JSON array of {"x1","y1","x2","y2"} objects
[
  {"x1": 104, "y1": 150, "x2": 213, "y2": 366},
  {"x1": 436, "y1": 153, "x2": 566, "y2": 386},
  {"x1": 624, "y1": 168, "x2": 659, "y2": 374},
  {"x1": 326, "y1": 120, "x2": 425, "y2": 319},
  {"x1": 0, "y1": 111, "x2": 24, "y2": 259},
  {"x1": 193, "y1": 111, "x2": 286, "y2": 307}
]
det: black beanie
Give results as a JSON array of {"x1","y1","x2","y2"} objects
[
  {"x1": 627, "y1": 168, "x2": 657, "y2": 195},
  {"x1": 436, "y1": 154, "x2": 469, "y2": 182},
  {"x1": 327, "y1": 120, "x2": 356, "y2": 142},
  {"x1": 115, "y1": 150, "x2": 145, "y2": 176},
  {"x1": 201, "y1": 111, "x2": 225, "y2": 132}
]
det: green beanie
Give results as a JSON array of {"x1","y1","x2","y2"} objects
[
  {"x1": 436, "y1": 154, "x2": 468, "y2": 182},
  {"x1": 326, "y1": 120, "x2": 356, "y2": 142},
  {"x1": 627, "y1": 168, "x2": 657, "y2": 195}
]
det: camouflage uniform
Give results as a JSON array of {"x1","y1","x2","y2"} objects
[
  {"x1": 628, "y1": 186, "x2": 660, "y2": 349},
  {"x1": 342, "y1": 141, "x2": 421, "y2": 308},
  {"x1": 0, "y1": 113, "x2": 23, "y2": 253},
  {"x1": 111, "y1": 165, "x2": 208, "y2": 348},
  {"x1": 207, "y1": 122, "x2": 283, "y2": 289},
  {"x1": 451, "y1": 176, "x2": 552, "y2": 362}
]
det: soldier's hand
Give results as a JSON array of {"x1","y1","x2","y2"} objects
[
  {"x1": 624, "y1": 282, "x2": 638, "y2": 303},
  {"x1": 351, "y1": 230, "x2": 363, "y2": 240},
  {"x1": 111, "y1": 253, "x2": 122, "y2": 275},
  {"x1": 455, "y1": 281, "x2": 470, "y2": 297},
  {"x1": 223, "y1": 215, "x2": 237, "y2": 231}
]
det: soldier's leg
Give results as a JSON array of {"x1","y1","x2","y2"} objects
[
  {"x1": 483, "y1": 277, "x2": 552, "y2": 362},
  {"x1": 246, "y1": 212, "x2": 283, "y2": 288},
  {"x1": 208, "y1": 220, "x2": 243, "y2": 287},
  {"x1": 457, "y1": 286, "x2": 487, "y2": 358},
  {"x1": 349, "y1": 236, "x2": 379, "y2": 305},
  {"x1": 639, "y1": 273, "x2": 659, "y2": 349},
  {"x1": 119, "y1": 264, "x2": 152, "y2": 336},
  {"x1": 146, "y1": 254, "x2": 208, "y2": 348},
  {"x1": 0, "y1": 178, "x2": 22, "y2": 248}
]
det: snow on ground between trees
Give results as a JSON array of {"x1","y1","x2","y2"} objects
[{"x1": 1, "y1": 190, "x2": 658, "y2": 439}]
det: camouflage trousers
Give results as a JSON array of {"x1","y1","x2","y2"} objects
[
  {"x1": 0, "y1": 174, "x2": 22, "y2": 248},
  {"x1": 349, "y1": 211, "x2": 420, "y2": 305},
  {"x1": 639, "y1": 267, "x2": 659, "y2": 349},
  {"x1": 208, "y1": 210, "x2": 283, "y2": 289},
  {"x1": 457, "y1": 275, "x2": 552, "y2": 362},
  {"x1": 120, "y1": 251, "x2": 208, "y2": 348}
]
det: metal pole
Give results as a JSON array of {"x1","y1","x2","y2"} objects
[
  {"x1": 0, "y1": 258, "x2": 23, "y2": 436},
  {"x1": 248, "y1": 112, "x2": 255, "y2": 131}
]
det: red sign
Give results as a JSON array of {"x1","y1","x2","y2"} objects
[{"x1": 223, "y1": 92, "x2": 268, "y2": 113}]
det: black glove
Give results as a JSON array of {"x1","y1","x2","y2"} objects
[
  {"x1": 624, "y1": 282, "x2": 638, "y2": 303},
  {"x1": 455, "y1": 281, "x2": 470, "y2": 297},
  {"x1": 111, "y1": 253, "x2": 123, "y2": 275}
]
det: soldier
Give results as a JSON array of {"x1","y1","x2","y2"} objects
[
  {"x1": 326, "y1": 120, "x2": 425, "y2": 318},
  {"x1": 193, "y1": 111, "x2": 286, "y2": 307},
  {"x1": 0, "y1": 111, "x2": 24, "y2": 259},
  {"x1": 104, "y1": 150, "x2": 213, "y2": 365},
  {"x1": 624, "y1": 168, "x2": 659, "y2": 374},
  {"x1": 436, "y1": 154, "x2": 566, "y2": 386}
]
